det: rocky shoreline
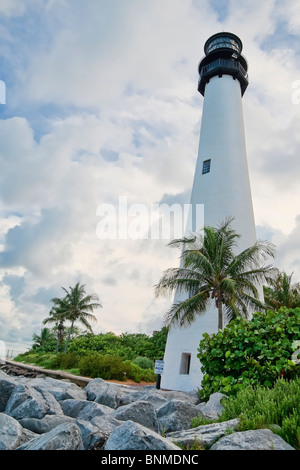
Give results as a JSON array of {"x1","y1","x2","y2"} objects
[{"x1": 0, "y1": 368, "x2": 295, "y2": 450}]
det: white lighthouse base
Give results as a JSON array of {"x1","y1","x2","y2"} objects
[{"x1": 160, "y1": 299, "x2": 220, "y2": 392}]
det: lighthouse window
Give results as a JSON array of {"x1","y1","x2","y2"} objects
[
  {"x1": 180, "y1": 353, "x2": 191, "y2": 375},
  {"x1": 202, "y1": 159, "x2": 211, "y2": 174}
]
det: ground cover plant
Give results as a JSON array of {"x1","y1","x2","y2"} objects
[{"x1": 191, "y1": 378, "x2": 300, "y2": 450}]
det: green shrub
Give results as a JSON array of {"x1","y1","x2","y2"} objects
[
  {"x1": 79, "y1": 354, "x2": 129, "y2": 380},
  {"x1": 132, "y1": 356, "x2": 154, "y2": 370},
  {"x1": 48, "y1": 352, "x2": 81, "y2": 370},
  {"x1": 123, "y1": 360, "x2": 156, "y2": 383},
  {"x1": 198, "y1": 307, "x2": 300, "y2": 400},
  {"x1": 220, "y1": 378, "x2": 300, "y2": 450}
]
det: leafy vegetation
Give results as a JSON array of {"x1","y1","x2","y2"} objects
[
  {"x1": 198, "y1": 307, "x2": 300, "y2": 400},
  {"x1": 191, "y1": 378, "x2": 300, "y2": 450},
  {"x1": 15, "y1": 327, "x2": 168, "y2": 383}
]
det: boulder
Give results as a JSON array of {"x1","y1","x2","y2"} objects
[
  {"x1": 19, "y1": 414, "x2": 75, "y2": 434},
  {"x1": 60, "y1": 399, "x2": 112, "y2": 420},
  {"x1": 166, "y1": 418, "x2": 239, "y2": 448},
  {"x1": 110, "y1": 400, "x2": 159, "y2": 432},
  {"x1": 119, "y1": 389, "x2": 168, "y2": 409},
  {"x1": 0, "y1": 370, "x2": 17, "y2": 412},
  {"x1": 27, "y1": 376, "x2": 87, "y2": 401},
  {"x1": 16, "y1": 422, "x2": 84, "y2": 450},
  {"x1": 197, "y1": 392, "x2": 227, "y2": 420},
  {"x1": 85, "y1": 379, "x2": 134, "y2": 409},
  {"x1": 210, "y1": 428, "x2": 295, "y2": 450},
  {"x1": 75, "y1": 419, "x2": 105, "y2": 450},
  {"x1": 0, "y1": 413, "x2": 23, "y2": 450},
  {"x1": 156, "y1": 399, "x2": 201, "y2": 433},
  {"x1": 91, "y1": 414, "x2": 123, "y2": 443},
  {"x1": 104, "y1": 420, "x2": 182, "y2": 451},
  {"x1": 5, "y1": 383, "x2": 62, "y2": 420}
]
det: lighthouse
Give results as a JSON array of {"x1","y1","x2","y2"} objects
[{"x1": 160, "y1": 32, "x2": 257, "y2": 392}]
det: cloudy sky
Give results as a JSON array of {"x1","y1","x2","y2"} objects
[{"x1": 0, "y1": 0, "x2": 300, "y2": 353}]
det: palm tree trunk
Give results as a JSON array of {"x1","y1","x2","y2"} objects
[
  {"x1": 217, "y1": 298, "x2": 223, "y2": 330},
  {"x1": 64, "y1": 322, "x2": 74, "y2": 352}
]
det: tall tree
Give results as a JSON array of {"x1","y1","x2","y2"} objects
[
  {"x1": 264, "y1": 270, "x2": 300, "y2": 310},
  {"x1": 51, "y1": 282, "x2": 102, "y2": 352},
  {"x1": 43, "y1": 303, "x2": 66, "y2": 353},
  {"x1": 155, "y1": 218, "x2": 276, "y2": 330}
]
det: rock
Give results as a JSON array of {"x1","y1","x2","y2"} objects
[
  {"x1": 156, "y1": 399, "x2": 201, "y2": 433},
  {"x1": 104, "y1": 420, "x2": 182, "y2": 451},
  {"x1": 111, "y1": 400, "x2": 159, "y2": 432},
  {"x1": 0, "y1": 413, "x2": 23, "y2": 450},
  {"x1": 19, "y1": 414, "x2": 75, "y2": 434},
  {"x1": 197, "y1": 392, "x2": 227, "y2": 420},
  {"x1": 5, "y1": 383, "x2": 63, "y2": 420},
  {"x1": 160, "y1": 389, "x2": 199, "y2": 405},
  {"x1": 75, "y1": 419, "x2": 104, "y2": 450},
  {"x1": 210, "y1": 428, "x2": 295, "y2": 450},
  {"x1": 16, "y1": 422, "x2": 84, "y2": 450},
  {"x1": 92, "y1": 414, "x2": 123, "y2": 436},
  {"x1": 166, "y1": 418, "x2": 239, "y2": 448},
  {"x1": 60, "y1": 399, "x2": 112, "y2": 420},
  {"x1": 0, "y1": 370, "x2": 17, "y2": 412},
  {"x1": 85, "y1": 379, "x2": 134, "y2": 409},
  {"x1": 27, "y1": 376, "x2": 87, "y2": 401},
  {"x1": 119, "y1": 389, "x2": 168, "y2": 409}
]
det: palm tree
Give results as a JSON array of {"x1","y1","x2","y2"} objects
[
  {"x1": 43, "y1": 303, "x2": 66, "y2": 353},
  {"x1": 263, "y1": 270, "x2": 300, "y2": 310},
  {"x1": 51, "y1": 282, "x2": 102, "y2": 352},
  {"x1": 32, "y1": 327, "x2": 55, "y2": 350},
  {"x1": 155, "y1": 217, "x2": 276, "y2": 331}
]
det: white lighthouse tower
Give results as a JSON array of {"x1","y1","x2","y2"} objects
[{"x1": 160, "y1": 32, "x2": 257, "y2": 392}]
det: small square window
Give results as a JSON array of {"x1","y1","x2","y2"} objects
[{"x1": 202, "y1": 159, "x2": 211, "y2": 174}]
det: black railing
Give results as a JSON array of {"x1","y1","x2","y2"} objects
[{"x1": 200, "y1": 58, "x2": 248, "y2": 80}]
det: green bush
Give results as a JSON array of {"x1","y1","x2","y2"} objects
[
  {"x1": 220, "y1": 378, "x2": 300, "y2": 450},
  {"x1": 198, "y1": 307, "x2": 300, "y2": 400},
  {"x1": 79, "y1": 354, "x2": 130, "y2": 380},
  {"x1": 48, "y1": 352, "x2": 81, "y2": 370},
  {"x1": 123, "y1": 360, "x2": 156, "y2": 383},
  {"x1": 132, "y1": 356, "x2": 154, "y2": 370}
]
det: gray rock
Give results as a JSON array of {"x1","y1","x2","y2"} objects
[
  {"x1": 119, "y1": 389, "x2": 168, "y2": 409},
  {"x1": 60, "y1": 399, "x2": 112, "y2": 420},
  {"x1": 0, "y1": 413, "x2": 23, "y2": 450},
  {"x1": 75, "y1": 419, "x2": 104, "y2": 450},
  {"x1": 92, "y1": 414, "x2": 123, "y2": 433},
  {"x1": 16, "y1": 422, "x2": 84, "y2": 450},
  {"x1": 19, "y1": 414, "x2": 75, "y2": 434},
  {"x1": 85, "y1": 379, "x2": 134, "y2": 409},
  {"x1": 156, "y1": 399, "x2": 201, "y2": 433},
  {"x1": 210, "y1": 428, "x2": 295, "y2": 450},
  {"x1": 166, "y1": 418, "x2": 239, "y2": 448},
  {"x1": 111, "y1": 400, "x2": 159, "y2": 432},
  {"x1": 5, "y1": 383, "x2": 63, "y2": 420},
  {"x1": 104, "y1": 420, "x2": 182, "y2": 451},
  {"x1": 160, "y1": 389, "x2": 199, "y2": 405},
  {"x1": 197, "y1": 392, "x2": 227, "y2": 420},
  {"x1": 0, "y1": 370, "x2": 17, "y2": 412},
  {"x1": 27, "y1": 376, "x2": 87, "y2": 401}
]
